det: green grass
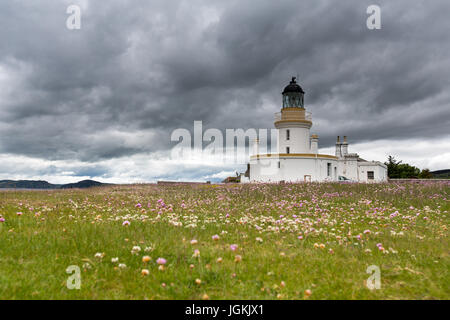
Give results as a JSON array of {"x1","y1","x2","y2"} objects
[{"x1": 0, "y1": 182, "x2": 448, "y2": 299}]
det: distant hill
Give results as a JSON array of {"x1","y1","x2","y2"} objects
[
  {"x1": 60, "y1": 180, "x2": 107, "y2": 189},
  {"x1": 0, "y1": 179, "x2": 109, "y2": 189},
  {"x1": 0, "y1": 180, "x2": 58, "y2": 189},
  {"x1": 431, "y1": 169, "x2": 450, "y2": 179}
]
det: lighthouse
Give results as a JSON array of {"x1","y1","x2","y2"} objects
[
  {"x1": 245, "y1": 77, "x2": 388, "y2": 183},
  {"x1": 275, "y1": 77, "x2": 312, "y2": 154}
]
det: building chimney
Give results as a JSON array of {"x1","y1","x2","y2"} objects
[
  {"x1": 342, "y1": 136, "x2": 348, "y2": 156},
  {"x1": 310, "y1": 134, "x2": 319, "y2": 154},
  {"x1": 335, "y1": 136, "x2": 342, "y2": 157}
]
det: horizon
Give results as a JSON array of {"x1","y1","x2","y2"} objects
[{"x1": 1, "y1": 1, "x2": 449, "y2": 184}]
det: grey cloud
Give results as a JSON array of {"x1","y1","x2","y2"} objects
[{"x1": 0, "y1": 0, "x2": 449, "y2": 166}]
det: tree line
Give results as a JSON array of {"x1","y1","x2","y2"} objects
[{"x1": 385, "y1": 156, "x2": 433, "y2": 179}]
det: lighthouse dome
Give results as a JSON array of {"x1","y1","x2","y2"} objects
[
  {"x1": 282, "y1": 77, "x2": 305, "y2": 94},
  {"x1": 282, "y1": 77, "x2": 305, "y2": 108}
]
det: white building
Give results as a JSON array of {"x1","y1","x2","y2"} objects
[{"x1": 246, "y1": 77, "x2": 387, "y2": 183}]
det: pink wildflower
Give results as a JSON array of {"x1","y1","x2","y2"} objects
[{"x1": 156, "y1": 258, "x2": 167, "y2": 265}]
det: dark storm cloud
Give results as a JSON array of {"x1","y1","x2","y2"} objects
[{"x1": 0, "y1": 0, "x2": 449, "y2": 162}]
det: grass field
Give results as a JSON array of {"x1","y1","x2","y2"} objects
[{"x1": 0, "y1": 182, "x2": 448, "y2": 300}]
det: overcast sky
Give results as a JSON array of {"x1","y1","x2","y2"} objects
[{"x1": 0, "y1": 0, "x2": 449, "y2": 183}]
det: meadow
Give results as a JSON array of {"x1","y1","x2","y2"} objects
[{"x1": 0, "y1": 182, "x2": 448, "y2": 300}]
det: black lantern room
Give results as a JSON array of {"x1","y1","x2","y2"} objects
[{"x1": 282, "y1": 77, "x2": 305, "y2": 108}]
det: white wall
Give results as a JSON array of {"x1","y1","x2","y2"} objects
[
  {"x1": 249, "y1": 157, "x2": 338, "y2": 182},
  {"x1": 338, "y1": 157, "x2": 359, "y2": 181},
  {"x1": 357, "y1": 163, "x2": 388, "y2": 182},
  {"x1": 277, "y1": 127, "x2": 311, "y2": 154}
]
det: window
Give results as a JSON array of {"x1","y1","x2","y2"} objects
[
  {"x1": 327, "y1": 163, "x2": 331, "y2": 176},
  {"x1": 286, "y1": 130, "x2": 290, "y2": 141},
  {"x1": 286, "y1": 147, "x2": 290, "y2": 154},
  {"x1": 368, "y1": 171, "x2": 374, "y2": 180}
]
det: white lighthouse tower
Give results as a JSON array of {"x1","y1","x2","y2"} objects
[
  {"x1": 248, "y1": 77, "x2": 339, "y2": 182},
  {"x1": 246, "y1": 77, "x2": 388, "y2": 183},
  {"x1": 275, "y1": 77, "x2": 311, "y2": 154}
]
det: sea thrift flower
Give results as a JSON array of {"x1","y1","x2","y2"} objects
[
  {"x1": 234, "y1": 255, "x2": 242, "y2": 263},
  {"x1": 304, "y1": 289, "x2": 312, "y2": 297},
  {"x1": 144, "y1": 246, "x2": 154, "y2": 252},
  {"x1": 190, "y1": 239, "x2": 198, "y2": 245},
  {"x1": 122, "y1": 220, "x2": 130, "y2": 226},
  {"x1": 135, "y1": 203, "x2": 142, "y2": 208},
  {"x1": 95, "y1": 252, "x2": 105, "y2": 259},
  {"x1": 298, "y1": 236, "x2": 303, "y2": 240},
  {"x1": 156, "y1": 258, "x2": 167, "y2": 265},
  {"x1": 0, "y1": 217, "x2": 5, "y2": 223},
  {"x1": 255, "y1": 237, "x2": 263, "y2": 243},
  {"x1": 192, "y1": 249, "x2": 201, "y2": 258},
  {"x1": 131, "y1": 246, "x2": 141, "y2": 255},
  {"x1": 216, "y1": 257, "x2": 223, "y2": 263},
  {"x1": 212, "y1": 235, "x2": 220, "y2": 241},
  {"x1": 111, "y1": 257, "x2": 119, "y2": 263},
  {"x1": 118, "y1": 263, "x2": 126, "y2": 269},
  {"x1": 158, "y1": 265, "x2": 165, "y2": 271},
  {"x1": 202, "y1": 294, "x2": 210, "y2": 300},
  {"x1": 142, "y1": 256, "x2": 151, "y2": 263},
  {"x1": 82, "y1": 262, "x2": 92, "y2": 270},
  {"x1": 141, "y1": 269, "x2": 149, "y2": 276},
  {"x1": 195, "y1": 279, "x2": 202, "y2": 285},
  {"x1": 230, "y1": 244, "x2": 238, "y2": 251},
  {"x1": 16, "y1": 212, "x2": 23, "y2": 216}
]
